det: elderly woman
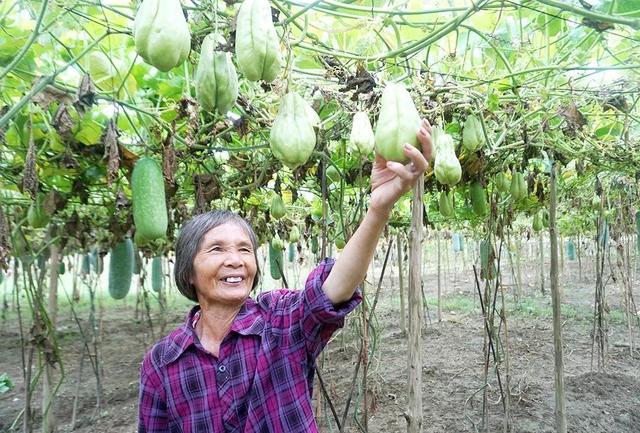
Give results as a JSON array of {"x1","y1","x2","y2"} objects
[{"x1": 138, "y1": 120, "x2": 432, "y2": 433}]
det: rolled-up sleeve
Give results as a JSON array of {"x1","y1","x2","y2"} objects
[
  {"x1": 302, "y1": 258, "x2": 362, "y2": 358},
  {"x1": 138, "y1": 355, "x2": 168, "y2": 433}
]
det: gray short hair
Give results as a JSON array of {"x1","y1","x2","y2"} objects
[{"x1": 174, "y1": 210, "x2": 260, "y2": 302}]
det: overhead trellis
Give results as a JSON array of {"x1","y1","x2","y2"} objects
[{"x1": 0, "y1": 0, "x2": 638, "y2": 243}]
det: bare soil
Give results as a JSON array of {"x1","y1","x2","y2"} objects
[{"x1": 1, "y1": 250, "x2": 639, "y2": 433}]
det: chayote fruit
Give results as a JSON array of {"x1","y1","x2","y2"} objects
[
  {"x1": 495, "y1": 171, "x2": 511, "y2": 193},
  {"x1": 470, "y1": 182, "x2": 488, "y2": 217},
  {"x1": 195, "y1": 33, "x2": 238, "y2": 114},
  {"x1": 271, "y1": 234, "x2": 284, "y2": 252},
  {"x1": 374, "y1": 83, "x2": 421, "y2": 163},
  {"x1": 133, "y1": 0, "x2": 191, "y2": 72},
  {"x1": 462, "y1": 114, "x2": 485, "y2": 152},
  {"x1": 438, "y1": 190, "x2": 454, "y2": 218},
  {"x1": 349, "y1": 111, "x2": 375, "y2": 155},
  {"x1": 532, "y1": 211, "x2": 544, "y2": 232},
  {"x1": 432, "y1": 127, "x2": 462, "y2": 186},
  {"x1": 510, "y1": 171, "x2": 527, "y2": 201},
  {"x1": 288, "y1": 226, "x2": 300, "y2": 243},
  {"x1": 27, "y1": 194, "x2": 49, "y2": 228},
  {"x1": 235, "y1": 0, "x2": 282, "y2": 82},
  {"x1": 270, "y1": 195, "x2": 286, "y2": 219},
  {"x1": 269, "y1": 92, "x2": 318, "y2": 170}
]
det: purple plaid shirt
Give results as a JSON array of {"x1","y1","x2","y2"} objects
[{"x1": 138, "y1": 258, "x2": 361, "y2": 433}]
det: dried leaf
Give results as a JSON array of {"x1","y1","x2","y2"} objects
[
  {"x1": 582, "y1": 18, "x2": 614, "y2": 32},
  {"x1": 119, "y1": 144, "x2": 138, "y2": 172},
  {"x1": 33, "y1": 85, "x2": 74, "y2": 109},
  {"x1": 42, "y1": 190, "x2": 66, "y2": 214},
  {"x1": 163, "y1": 132, "x2": 176, "y2": 188},
  {"x1": 193, "y1": 173, "x2": 220, "y2": 215},
  {"x1": 558, "y1": 103, "x2": 588, "y2": 133},
  {"x1": 23, "y1": 133, "x2": 38, "y2": 199},
  {"x1": 52, "y1": 103, "x2": 75, "y2": 138},
  {"x1": 115, "y1": 189, "x2": 129, "y2": 210},
  {"x1": 75, "y1": 74, "x2": 96, "y2": 114},
  {"x1": 103, "y1": 120, "x2": 120, "y2": 187}
]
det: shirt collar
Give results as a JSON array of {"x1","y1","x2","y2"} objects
[{"x1": 159, "y1": 300, "x2": 265, "y2": 366}]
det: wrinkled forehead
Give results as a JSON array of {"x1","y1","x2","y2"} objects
[{"x1": 198, "y1": 221, "x2": 254, "y2": 248}]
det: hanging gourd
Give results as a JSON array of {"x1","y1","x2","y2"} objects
[
  {"x1": 133, "y1": 0, "x2": 191, "y2": 72},
  {"x1": 235, "y1": 0, "x2": 282, "y2": 82},
  {"x1": 195, "y1": 33, "x2": 239, "y2": 115},
  {"x1": 462, "y1": 114, "x2": 485, "y2": 152},
  {"x1": 132, "y1": 157, "x2": 168, "y2": 243},
  {"x1": 349, "y1": 111, "x2": 375, "y2": 155},
  {"x1": 432, "y1": 127, "x2": 462, "y2": 186},
  {"x1": 510, "y1": 171, "x2": 527, "y2": 201},
  {"x1": 288, "y1": 226, "x2": 300, "y2": 243},
  {"x1": 532, "y1": 211, "x2": 544, "y2": 232},
  {"x1": 269, "y1": 92, "x2": 319, "y2": 170},
  {"x1": 470, "y1": 182, "x2": 488, "y2": 217},
  {"x1": 495, "y1": 171, "x2": 511, "y2": 193},
  {"x1": 438, "y1": 190, "x2": 454, "y2": 218},
  {"x1": 374, "y1": 83, "x2": 421, "y2": 163},
  {"x1": 270, "y1": 195, "x2": 286, "y2": 219}
]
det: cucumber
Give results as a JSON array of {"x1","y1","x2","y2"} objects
[
  {"x1": 132, "y1": 157, "x2": 168, "y2": 242},
  {"x1": 151, "y1": 256, "x2": 163, "y2": 292},
  {"x1": 132, "y1": 246, "x2": 142, "y2": 275},
  {"x1": 269, "y1": 242, "x2": 283, "y2": 280},
  {"x1": 81, "y1": 254, "x2": 91, "y2": 275},
  {"x1": 288, "y1": 243, "x2": 295, "y2": 263},
  {"x1": 108, "y1": 239, "x2": 134, "y2": 299}
]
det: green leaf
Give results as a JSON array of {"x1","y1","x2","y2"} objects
[
  {"x1": 74, "y1": 115, "x2": 103, "y2": 146},
  {"x1": 594, "y1": 122, "x2": 623, "y2": 139},
  {"x1": 615, "y1": 0, "x2": 640, "y2": 17}
]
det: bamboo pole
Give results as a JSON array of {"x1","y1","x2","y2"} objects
[
  {"x1": 437, "y1": 231, "x2": 442, "y2": 323},
  {"x1": 405, "y1": 176, "x2": 423, "y2": 433},
  {"x1": 42, "y1": 240, "x2": 60, "y2": 433},
  {"x1": 549, "y1": 160, "x2": 567, "y2": 433},
  {"x1": 398, "y1": 233, "x2": 406, "y2": 335}
]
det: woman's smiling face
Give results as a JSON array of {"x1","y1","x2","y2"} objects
[{"x1": 190, "y1": 222, "x2": 258, "y2": 306}]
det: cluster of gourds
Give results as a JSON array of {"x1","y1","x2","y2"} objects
[
  {"x1": 431, "y1": 112, "x2": 538, "y2": 222},
  {"x1": 130, "y1": 1, "x2": 547, "y2": 237}
]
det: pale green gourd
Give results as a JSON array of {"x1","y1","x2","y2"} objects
[
  {"x1": 195, "y1": 33, "x2": 239, "y2": 114},
  {"x1": 235, "y1": 0, "x2": 282, "y2": 82},
  {"x1": 349, "y1": 112, "x2": 375, "y2": 155},
  {"x1": 269, "y1": 92, "x2": 318, "y2": 170},
  {"x1": 374, "y1": 83, "x2": 421, "y2": 163},
  {"x1": 133, "y1": 0, "x2": 191, "y2": 72},
  {"x1": 432, "y1": 127, "x2": 462, "y2": 186},
  {"x1": 462, "y1": 115, "x2": 485, "y2": 152}
]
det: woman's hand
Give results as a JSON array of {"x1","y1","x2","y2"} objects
[{"x1": 369, "y1": 119, "x2": 433, "y2": 214}]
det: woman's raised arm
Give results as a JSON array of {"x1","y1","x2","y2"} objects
[{"x1": 321, "y1": 120, "x2": 432, "y2": 304}]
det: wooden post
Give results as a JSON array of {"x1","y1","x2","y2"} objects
[
  {"x1": 405, "y1": 176, "x2": 423, "y2": 433},
  {"x1": 43, "y1": 240, "x2": 60, "y2": 433},
  {"x1": 437, "y1": 231, "x2": 442, "y2": 323},
  {"x1": 549, "y1": 161, "x2": 567, "y2": 433},
  {"x1": 539, "y1": 233, "x2": 545, "y2": 295},
  {"x1": 397, "y1": 233, "x2": 406, "y2": 335}
]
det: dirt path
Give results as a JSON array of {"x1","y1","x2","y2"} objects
[{"x1": 1, "y1": 256, "x2": 639, "y2": 433}]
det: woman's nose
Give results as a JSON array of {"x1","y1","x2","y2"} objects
[{"x1": 223, "y1": 250, "x2": 243, "y2": 266}]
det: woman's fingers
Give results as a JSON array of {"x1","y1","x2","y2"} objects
[
  {"x1": 386, "y1": 161, "x2": 415, "y2": 182},
  {"x1": 403, "y1": 143, "x2": 429, "y2": 173},
  {"x1": 417, "y1": 119, "x2": 433, "y2": 161}
]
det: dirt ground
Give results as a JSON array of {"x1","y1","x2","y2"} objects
[{"x1": 1, "y1": 245, "x2": 639, "y2": 433}]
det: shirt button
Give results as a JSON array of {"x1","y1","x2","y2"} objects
[{"x1": 218, "y1": 365, "x2": 226, "y2": 373}]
